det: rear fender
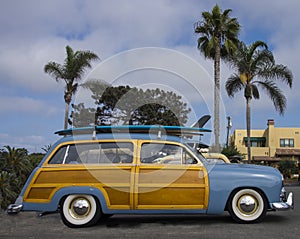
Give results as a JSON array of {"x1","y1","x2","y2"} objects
[{"x1": 22, "y1": 186, "x2": 108, "y2": 213}]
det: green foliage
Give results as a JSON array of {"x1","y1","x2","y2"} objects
[
  {"x1": 0, "y1": 171, "x2": 18, "y2": 210},
  {"x1": 0, "y1": 146, "x2": 44, "y2": 209},
  {"x1": 71, "y1": 83, "x2": 191, "y2": 127},
  {"x1": 194, "y1": 4, "x2": 240, "y2": 60},
  {"x1": 225, "y1": 40, "x2": 293, "y2": 115},
  {"x1": 221, "y1": 144, "x2": 241, "y2": 158},
  {"x1": 28, "y1": 153, "x2": 44, "y2": 168},
  {"x1": 278, "y1": 160, "x2": 298, "y2": 178}
]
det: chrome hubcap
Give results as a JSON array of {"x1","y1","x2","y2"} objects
[
  {"x1": 238, "y1": 195, "x2": 258, "y2": 214},
  {"x1": 70, "y1": 198, "x2": 90, "y2": 218}
]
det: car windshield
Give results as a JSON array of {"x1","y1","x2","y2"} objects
[
  {"x1": 184, "y1": 142, "x2": 210, "y2": 164},
  {"x1": 185, "y1": 142, "x2": 225, "y2": 165}
]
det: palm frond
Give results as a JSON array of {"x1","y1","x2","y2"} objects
[
  {"x1": 257, "y1": 64, "x2": 293, "y2": 88},
  {"x1": 44, "y1": 62, "x2": 65, "y2": 81},
  {"x1": 225, "y1": 74, "x2": 244, "y2": 97},
  {"x1": 251, "y1": 84, "x2": 260, "y2": 99},
  {"x1": 253, "y1": 49, "x2": 274, "y2": 72},
  {"x1": 256, "y1": 80, "x2": 287, "y2": 115},
  {"x1": 249, "y1": 41, "x2": 268, "y2": 57}
]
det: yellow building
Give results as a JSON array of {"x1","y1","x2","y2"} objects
[{"x1": 231, "y1": 119, "x2": 300, "y2": 164}]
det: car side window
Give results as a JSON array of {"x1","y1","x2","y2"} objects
[
  {"x1": 140, "y1": 143, "x2": 198, "y2": 164},
  {"x1": 48, "y1": 142, "x2": 133, "y2": 164},
  {"x1": 48, "y1": 145, "x2": 68, "y2": 164}
]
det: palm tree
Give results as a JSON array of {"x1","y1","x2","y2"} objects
[
  {"x1": 41, "y1": 144, "x2": 52, "y2": 153},
  {"x1": 0, "y1": 171, "x2": 18, "y2": 209},
  {"x1": 44, "y1": 46, "x2": 100, "y2": 129},
  {"x1": 194, "y1": 4, "x2": 240, "y2": 152},
  {"x1": 225, "y1": 41, "x2": 293, "y2": 163},
  {"x1": 0, "y1": 146, "x2": 34, "y2": 209},
  {"x1": 2, "y1": 146, "x2": 32, "y2": 185}
]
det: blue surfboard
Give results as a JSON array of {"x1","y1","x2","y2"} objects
[{"x1": 55, "y1": 125, "x2": 211, "y2": 136}]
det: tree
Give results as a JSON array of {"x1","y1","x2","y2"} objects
[
  {"x1": 0, "y1": 146, "x2": 48, "y2": 209},
  {"x1": 71, "y1": 82, "x2": 191, "y2": 127},
  {"x1": 221, "y1": 143, "x2": 241, "y2": 159},
  {"x1": 28, "y1": 153, "x2": 44, "y2": 168},
  {"x1": 1, "y1": 146, "x2": 32, "y2": 187},
  {"x1": 225, "y1": 41, "x2": 293, "y2": 163},
  {"x1": 70, "y1": 103, "x2": 97, "y2": 127},
  {"x1": 44, "y1": 46, "x2": 100, "y2": 129},
  {"x1": 41, "y1": 144, "x2": 52, "y2": 154},
  {"x1": 0, "y1": 171, "x2": 17, "y2": 209},
  {"x1": 194, "y1": 4, "x2": 240, "y2": 152},
  {"x1": 278, "y1": 160, "x2": 298, "y2": 179},
  {"x1": 0, "y1": 146, "x2": 33, "y2": 209}
]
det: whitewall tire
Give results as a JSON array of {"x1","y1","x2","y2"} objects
[
  {"x1": 60, "y1": 194, "x2": 101, "y2": 228},
  {"x1": 228, "y1": 189, "x2": 267, "y2": 223}
]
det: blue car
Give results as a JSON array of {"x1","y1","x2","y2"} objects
[{"x1": 8, "y1": 125, "x2": 294, "y2": 228}]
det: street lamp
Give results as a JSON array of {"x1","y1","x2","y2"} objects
[{"x1": 226, "y1": 116, "x2": 232, "y2": 147}]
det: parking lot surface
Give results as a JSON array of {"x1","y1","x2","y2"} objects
[{"x1": 0, "y1": 186, "x2": 298, "y2": 239}]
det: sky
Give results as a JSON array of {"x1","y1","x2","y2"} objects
[{"x1": 0, "y1": 0, "x2": 299, "y2": 152}]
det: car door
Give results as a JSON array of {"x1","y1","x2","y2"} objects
[{"x1": 134, "y1": 140, "x2": 209, "y2": 210}]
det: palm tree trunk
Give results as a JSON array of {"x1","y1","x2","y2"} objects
[
  {"x1": 64, "y1": 102, "x2": 70, "y2": 130},
  {"x1": 214, "y1": 42, "x2": 221, "y2": 152},
  {"x1": 246, "y1": 97, "x2": 251, "y2": 163},
  {"x1": 64, "y1": 91, "x2": 73, "y2": 130}
]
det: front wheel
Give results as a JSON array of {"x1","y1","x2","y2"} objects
[
  {"x1": 228, "y1": 189, "x2": 267, "y2": 223},
  {"x1": 60, "y1": 194, "x2": 101, "y2": 228}
]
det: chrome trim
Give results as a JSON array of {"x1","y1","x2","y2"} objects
[
  {"x1": 272, "y1": 192, "x2": 294, "y2": 210},
  {"x1": 7, "y1": 204, "x2": 23, "y2": 214},
  {"x1": 280, "y1": 187, "x2": 287, "y2": 202}
]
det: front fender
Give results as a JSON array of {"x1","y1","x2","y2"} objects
[{"x1": 206, "y1": 164, "x2": 282, "y2": 214}]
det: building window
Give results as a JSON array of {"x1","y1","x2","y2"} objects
[
  {"x1": 251, "y1": 141, "x2": 258, "y2": 147},
  {"x1": 243, "y1": 137, "x2": 266, "y2": 147},
  {"x1": 280, "y1": 139, "x2": 294, "y2": 147}
]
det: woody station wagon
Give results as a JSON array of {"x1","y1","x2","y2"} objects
[{"x1": 8, "y1": 125, "x2": 293, "y2": 228}]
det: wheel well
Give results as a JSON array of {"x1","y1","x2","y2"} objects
[
  {"x1": 224, "y1": 187, "x2": 270, "y2": 211},
  {"x1": 59, "y1": 195, "x2": 67, "y2": 208}
]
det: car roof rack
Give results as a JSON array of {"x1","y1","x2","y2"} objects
[{"x1": 55, "y1": 125, "x2": 211, "y2": 137}]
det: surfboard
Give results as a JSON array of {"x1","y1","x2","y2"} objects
[{"x1": 55, "y1": 125, "x2": 211, "y2": 136}]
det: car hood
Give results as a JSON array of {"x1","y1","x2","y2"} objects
[{"x1": 207, "y1": 162, "x2": 282, "y2": 178}]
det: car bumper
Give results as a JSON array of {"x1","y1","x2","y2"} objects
[
  {"x1": 272, "y1": 192, "x2": 294, "y2": 210},
  {"x1": 7, "y1": 204, "x2": 23, "y2": 214}
]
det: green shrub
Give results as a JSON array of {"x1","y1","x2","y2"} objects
[{"x1": 278, "y1": 159, "x2": 298, "y2": 178}]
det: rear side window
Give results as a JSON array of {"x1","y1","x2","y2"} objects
[{"x1": 48, "y1": 142, "x2": 133, "y2": 164}]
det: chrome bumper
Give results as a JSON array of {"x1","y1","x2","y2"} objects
[
  {"x1": 7, "y1": 204, "x2": 23, "y2": 214},
  {"x1": 272, "y1": 192, "x2": 294, "y2": 210}
]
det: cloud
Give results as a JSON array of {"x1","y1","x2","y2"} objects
[
  {"x1": 0, "y1": 133, "x2": 48, "y2": 153},
  {"x1": 0, "y1": 96, "x2": 61, "y2": 116},
  {"x1": 0, "y1": 0, "x2": 207, "y2": 94},
  {"x1": 0, "y1": 0, "x2": 300, "y2": 151}
]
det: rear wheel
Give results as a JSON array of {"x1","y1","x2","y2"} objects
[
  {"x1": 228, "y1": 189, "x2": 267, "y2": 223},
  {"x1": 60, "y1": 194, "x2": 101, "y2": 228}
]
